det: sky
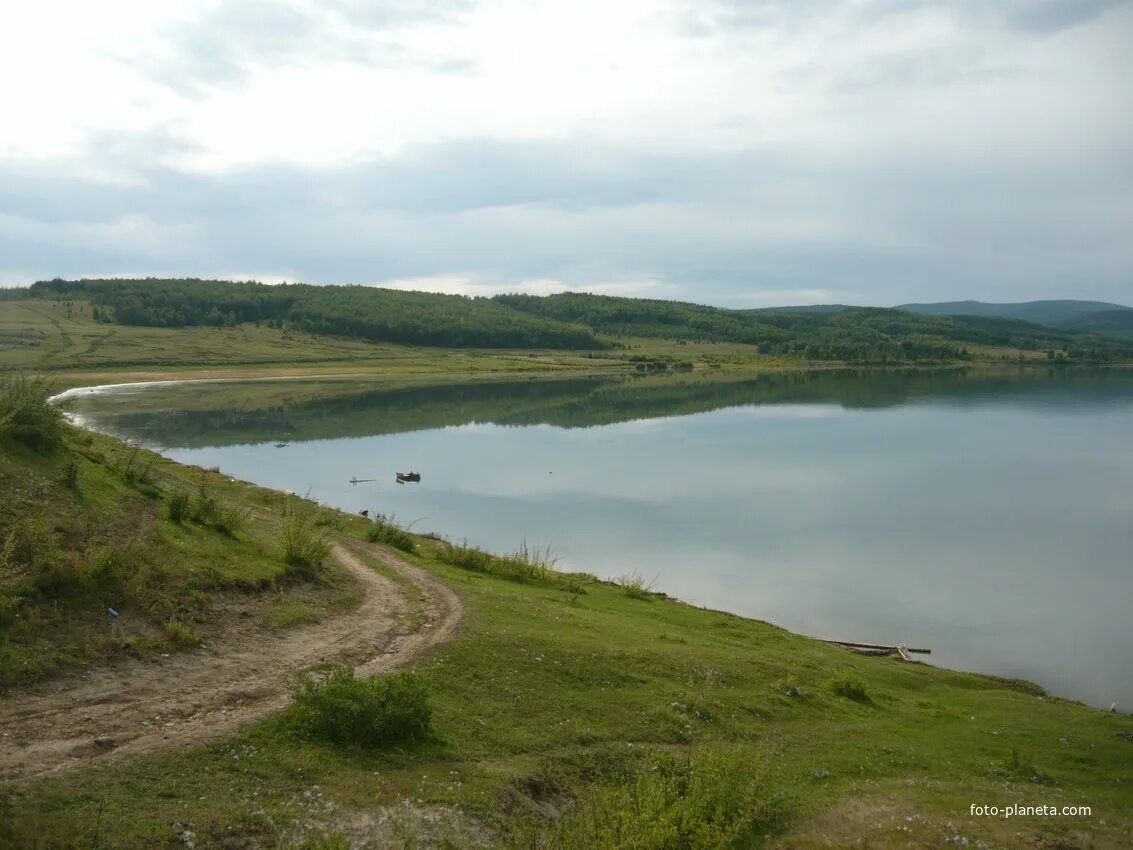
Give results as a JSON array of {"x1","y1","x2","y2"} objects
[{"x1": 1, "y1": 0, "x2": 1131, "y2": 308}]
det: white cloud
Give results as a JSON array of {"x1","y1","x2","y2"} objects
[
  {"x1": 380, "y1": 274, "x2": 672, "y2": 299},
  {"x1": 1, "y1": 0, "x2": 1131, "y2": 303}
]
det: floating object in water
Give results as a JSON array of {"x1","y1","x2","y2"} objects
[
  {"x1": 107, "y1": 607, "x2": 119, "y2": 618},
  {"x1": 350, "y1": 477, "x2": 377, "y2": 485},
  {"x1": 395, "y1": 472, "x2": 421, "y2": 484},
  {"x1": 274, "y1": 442, "x2": 289, "y2": 448}
]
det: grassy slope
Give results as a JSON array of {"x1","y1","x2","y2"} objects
[
  {"x1": 2, "y1": 414, "x2": 1130, "y2": 847},
  {"x1": 0, "y1": 419, "x2": 360, "y2": 688},
  {"x1": 6, "y1": 530, "x2": 1132, "y2": 848},
  {"x1": 0, "y1": 299, "x2": 618, "y2": 388}
]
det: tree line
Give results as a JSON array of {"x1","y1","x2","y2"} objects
[
  {"x1": 29, "y1": 279, "x2": 604, "y2": 350},
  {"x1": 23, "y1": 278, "x2": 1133, "y2": 362}
]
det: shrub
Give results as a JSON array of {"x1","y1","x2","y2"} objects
[
  {"x1": 365, "y1": 513, "x2": 416, "y2": 552},
  {"x1": 617, "y1": 571, "x2": 656, "y2": 600},
  {"x1": 164, "y1": 489, "x2": 191, "y2": 523},
  {"x1": 531, "y1": 747, "x2": 789, "y2": 849},
  {"x1": 436, "y1": 538, "x2": 557, "y2": 584},
  {"x1": 284, "y1": 835, "x2": 351, "y2": 850},
  {"x1": 287, "y1": 667, "x2": 431, "y2": 748},
  {"x1": 0, "y1": 373, "x2": 64, "y2": 451},
  {"x1": 827, "y1": 669, "x2": 870, "y2": 703},
  {"x1": 189, "y1": 477, "x2": 220, "y2": 524},
  {"x1": 281, "y1": 502, "x2": 332, "y2": 573},
  {"x1": 437, "y1": 540, "x2": 493, "y2": 572},
  {"x1": 185, "y1": 475, "x2": 248, "y2": 535},
  {"x1": 60, "y1": 458, "x2": 79, "y2": 490},
  {"x1": 211, "y1": 501, "x2": 251, "y2": 537},
  {"x1": 1, "y1": 518, "x2": 57, "y2": 573},
  {"x1": 494, "y1": 540, "x2": 556, "y2": 583},
  {"x1": 163, "y1": 617, "x2": 201, "y2": 647}
]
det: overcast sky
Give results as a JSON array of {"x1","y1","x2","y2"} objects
[{"x1": 2, "y1": 0, "x2": 1131, "y2": 307}]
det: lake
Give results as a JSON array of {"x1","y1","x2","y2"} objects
[{"x1": 62, "y1": 368, "x2": 1133, "y2": 708}]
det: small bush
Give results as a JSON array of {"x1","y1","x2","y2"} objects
[
  {"x1": 494, "y1": 540, "x2": 556, "y2": 583},
  {"x1": 0, "y1": 373, "x2": 64, "y2": 452},
  {"x1": 164, "y1": 489, "x2": 192, "y2": 523},
  {"x1": 437, "y1": 539, "x2": 494, "y2": 572},
  {"x1": 1006, "y1": 748, "x2": 1056, "y2": 785},
  {"x1": 314, "y1": 509, "x2": 345, "y2": 530},
  {"x1": 116, "y1": 445, "x2": 156, "y2": 486},
  {"x1": 283, "y1": 833, "x2": 351, "y2": 850},
  {"x1": 281, "y1": 503, "x2": 332, "y2": 573},
  {"x1": 185, "y1": 475, "x2": 248, "y2": 535},
  {"x1": 531, "y1": 747, "x2": 789, "y2": 849},
  {"x1": 775, "y1": 673, "x2": 802, "y2": 698},
  {"x1": 1, "y1": 518, "x2": 58, "y2": 573},
  {"x1": 60, "y1": 458, "x2": 79, "y2": 490},
  {"x1": 87, "y1": 541, "x2": 137, "y2": 589},
  {"x1": 435, "y1": 538, "x2": 557, "y2": 584},
  {"x1": 827, "y1": 669, "x2": 870, "y2": 703},
  {"x1": 163, "y1": 617, "x2": 201, "y2": 647},
  {"x1": 190, "y1": 481, "x2": 220, "y2": 524},
  {"x1": 617, "y1": 571, "x2": 656, "y2": 600},
  {"x1": 287, "y1": 667, "x2": 431, "y2": 748},
  {"x1": 365, "y1": 513, "x2": 416, "y2": 552},
  {"x1": 211, "y1": 501, "x2": 251, "y2": 537}
]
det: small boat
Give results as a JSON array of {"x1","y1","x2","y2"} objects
[{"x1": 395, "y1": 471, "x2": 421, "y2": 484}]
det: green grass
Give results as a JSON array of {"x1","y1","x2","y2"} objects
[
  {"x1": 7, "y1": 534, "x2": 1131, "y2": 848},
  {"x1": 2, "y1": 377, "x2": 1131, "y2": 848},
  {"x1": 0, "y1": 380, "x2": 354, "y2": 689}
]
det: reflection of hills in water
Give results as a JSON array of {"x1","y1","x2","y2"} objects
[{"x1": 73, "y1": 368, "x2": 1133, "y2": 448}]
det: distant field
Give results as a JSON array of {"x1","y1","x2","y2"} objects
[
  {"x1": 2, "y1": 297, "x2": 1113, "y2": 394},
  {"x1": 0, "y1": 299, "x2": 623, "y2": 386}
]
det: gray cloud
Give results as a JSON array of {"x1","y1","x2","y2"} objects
[
  {"x1": 124, "y1": 0, "x2": 475, "y2": 96},
  {"x1": 3, "y1": 129, "x2": 1130, "y2": 305},
  {"x1": 3, "y1": 1, "x2": 1131, "y2": 307},
  {"x1": 690, "y1": 0, "x2": 1132, "y2": 34}
]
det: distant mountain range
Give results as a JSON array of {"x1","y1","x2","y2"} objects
[
  {"x1": 756, "y1": 299, "x2": 1133, "y2": 333},
  {"x1": 895, "y1": 300, "x2": 1133, "y2": 332}
]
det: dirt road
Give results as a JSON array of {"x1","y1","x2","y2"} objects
[{"x1": 0, "y1": 542, "x2": 462, "y2": 782}]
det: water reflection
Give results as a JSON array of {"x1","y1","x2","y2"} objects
[{"x1": 67, "y1": 368, "x2": 1133, "y2": 707}]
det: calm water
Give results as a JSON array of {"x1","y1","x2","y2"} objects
[{"x1": 64, "y1": 369, "x2": 1133, "y2": 708}]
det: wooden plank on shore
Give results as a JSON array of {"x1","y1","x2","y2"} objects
[{"x1": 820, "y1": 639, "x2": 932, "y2": 655}]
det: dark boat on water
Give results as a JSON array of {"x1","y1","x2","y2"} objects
[{"x1": 395, "y1": 471, "x2": 421, "y2": 484}]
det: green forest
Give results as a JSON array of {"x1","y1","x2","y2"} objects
[
  {"x1": 495, "y1": 292, "x2": 1131, "y2": 361},
  {"x1": 19, "y1": 277, "x2": 1133, "y2": 364},
  {"x1": 26, "y1": 278, "x2": 604, "y2": 350}
]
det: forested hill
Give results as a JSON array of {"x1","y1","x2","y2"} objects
[
  {"x1": 20, "y1": 278, "x2": 1133, "y2": 362},
  {"x1": 493, "y1": 291, "x2": 1131, "y2": 362},
  {"x1": 27, "y1": 278, "x2": 604, "y2": 350},
  {"x1": 897, "y1": 299, "x2": 1133, "y2": 330}
]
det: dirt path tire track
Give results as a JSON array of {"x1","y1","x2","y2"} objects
[{"x1": 0, "y1": 543, "x2": 462, "y2": 782}]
